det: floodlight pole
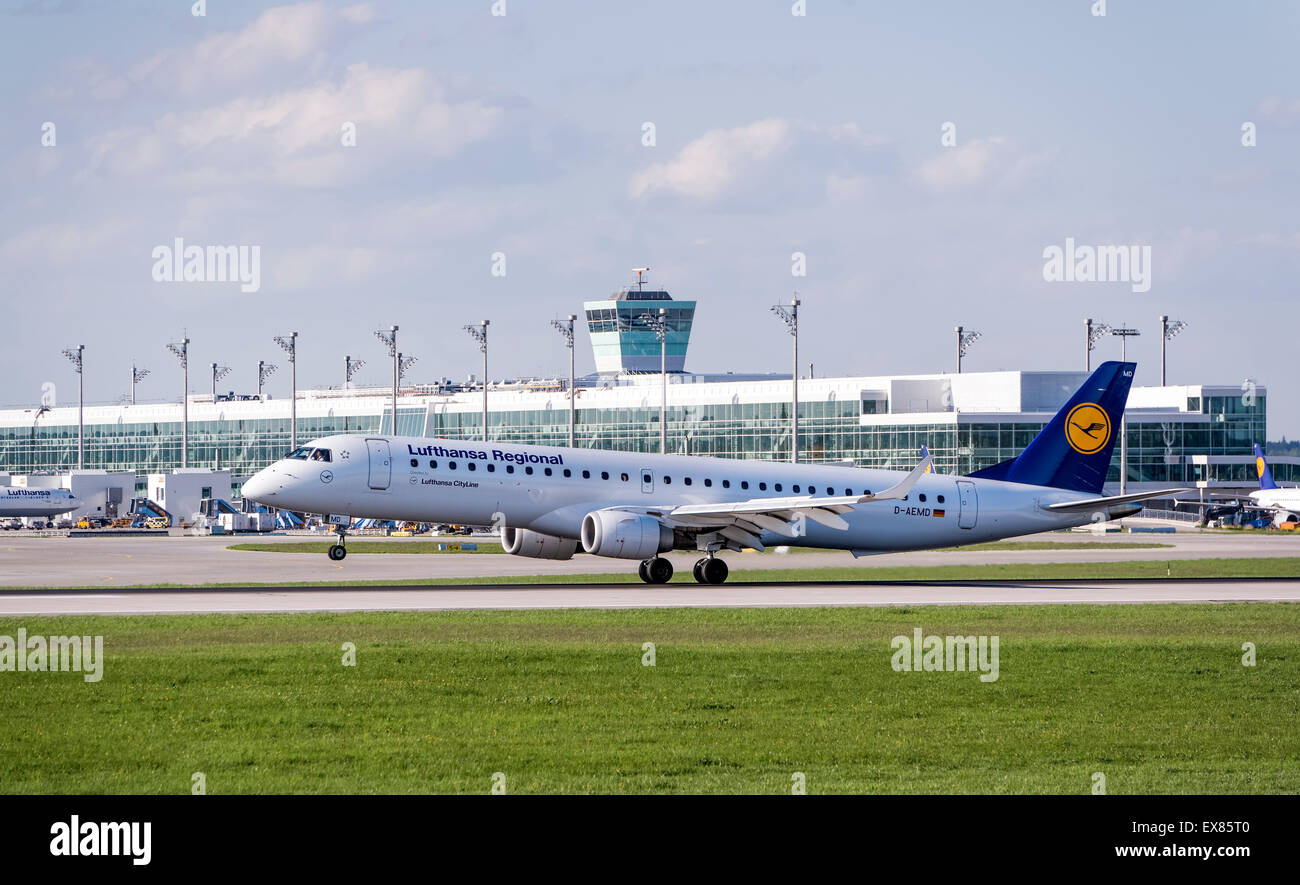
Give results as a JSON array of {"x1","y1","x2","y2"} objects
[
  {"x1": 274, "y1": 332, "x2": 298, "y2": 450},
  {"x1": 166, "y1": 337, "x2": 190, "y2": 467},
  {"x1": 1111, "y1": 326, "x2": 1141, "y2": 495},
  {"x1": 464, "y1": 321, "x2": 490, "y2": 441},
  {"x1": 375, "y1": 326, "x2": 398, "y2": 435},
  {"x1": 62, "y1": 345, "x2": 84, "y2": 469},
  {"x1": 1160, "y1": 315, "x2": 1187, "y2": 386},
  {"x1": 551, "y1": 315, "x2": 577, "y2": 447},
  {"x1": 130, "y1": 363, "x2": 150, "y2": 406},
  {"x1": 956, "y1": 326, "x2": 981, "y2": 374},
  {"x1": 771, "y1": 298, "x2": 800, "y2": 463}
]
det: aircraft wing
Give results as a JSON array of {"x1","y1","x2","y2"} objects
[
  {"x1": 664, "y1": 454, "x2": 932, "y2": 539},
  {"x1": 1044, "y1": 488, "x2": 1187, "y2": 512}
]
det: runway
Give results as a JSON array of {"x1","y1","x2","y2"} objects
[
  {"x1": 0, "y1": 525, "x2": 1297, "y2": 589},
  {"x1": 1, "y1": 578, "x2": 1298, "y2": 615}
]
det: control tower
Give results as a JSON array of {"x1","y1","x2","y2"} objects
[{"x1": 584, "y1": 269, "x2": 696, "y2": 375}]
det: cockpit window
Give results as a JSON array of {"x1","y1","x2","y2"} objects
[
  {"x1": 286, "y1": 446, "x2": 313, "y2": 460},
  {"x1": 309, "y1": 449, "x2": 332, "y2": 462}
]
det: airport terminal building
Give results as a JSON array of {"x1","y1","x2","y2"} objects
[{"x1": 0, "y1": 286, "x2": 1287, "y2": 495}]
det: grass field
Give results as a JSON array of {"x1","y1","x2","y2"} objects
[
  {"x1": 227, "y1": 539, "x2": 1171, "y2": 555},
  {"x1": 1, "y1": 604, "x2": 1297, "y2": 794}
]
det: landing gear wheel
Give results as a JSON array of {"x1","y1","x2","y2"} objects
[
  {"x1": 692, "y1": 559, "x2": 707, "y2": 583},
  {"x1": 644, "y1": 556, "x2": 674, "y2": 584},
  {"x1": 638, "y1": 560, "x2": 651, "y2": 583},
  {"x1": 328, "y1": 544, "x2": 347, "y2": 561},
  {"x1": 700, "y1": 557, "x2": 728, "y2": 585}
]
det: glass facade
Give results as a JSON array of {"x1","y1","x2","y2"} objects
[{"x1": 0, "y1": 382, "x2": 1280, "y2": 487}]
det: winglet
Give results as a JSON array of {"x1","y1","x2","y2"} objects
[{"x1": 860, "y1": 453, "x2": 933, "y2": 503}]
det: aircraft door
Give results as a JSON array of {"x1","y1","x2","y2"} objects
[
  {"x1": 641, "y1": 469, "x2": 654, "y2": 494},
  {"x1": 956, "y1": 481, "x2": 978, "y2": 529},
  {"x1": 367, "y1": 438, "x2": 392, "y2": 490}
]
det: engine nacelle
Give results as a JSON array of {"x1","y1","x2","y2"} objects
[
  {"x1": 500, "y1": 526, "x2": 578, "y2": 560},
  {"x1": 580, "y1": 510, "x2": 673, "y2": 560}
]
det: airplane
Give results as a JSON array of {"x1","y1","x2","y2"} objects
[
  {"x1": 241, "y1": 361, "x2": 1184, "y2": 584},
  {"x1": 0, "y1": 486, "x2": 81, "y2": 523},
  {"x1": 1175, "y1": 443, "x2": 1300, "y2": 525}
]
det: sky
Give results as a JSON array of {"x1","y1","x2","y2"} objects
[{"x1": 3, "y1": 0, "x2": 1299, "y2": 435}]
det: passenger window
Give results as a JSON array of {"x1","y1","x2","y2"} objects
[
  {"x1": 937, "y1": 495, "x2": 945, "y2": 503},
  {"x1": 664, "y1": 476, "x2": 672, "y2": 484},
  {"x1": 809, "y1": 486, "x2": 816, "y2": 494},
  {"x1": 601, "y1": 471, "x2": 609, "y2": 480},
  {"x1": 564, "y1": 468, "x2": 572, "y2": 478},
  {"x1": 792, "y1": 485, "x2": 800, "y2": 493},
  {"x1": 722, "y1": 480, "x2": 730, "y2": 489},
  {"x1": 429, "y1": 460, "x2": 437, "y2": 469},
  {"x1": 468, "y1": 462, "x2": 477, "y2": 471},
  {"x1": 775, "y1": 484, "x2": 783, "y2": 492},
  {"x1": 741, "y1": 481, "x2": 748, "y2": 490},
  {"x1": 545, "y1": 467, "x2": 552, "y2": 476},
  {"x1": 919, "y1": 493, "x2": 926, "y2": 502},
  {"x1": 642, "y1": 474, "x2": 651, "y2": 484},
  {"x1": 582, "y1": 470, "x2": 591, "y2": 479},
  {"x1": 410, "y1": 459, "x2": 418, "y2": 467},
  {"x1": 526, "y1": 466, "x2": 534, "y2": 475},
  {"x1": 487, "y1": 464, "x2": 495, "y2": 472},
  {"x1": 449, "y1": 462, "x2": 457, "y2": 469},
  {"x1": 684, "y1": 477, "x2": 692, "y2": 486},
  {"x1": 507, "y1": 465, "x2": 515, "y2": 474},
  {"x1": 620, "y1": 473, "x2": 629, "y2": 481},
  {"x1": 758, "y1": 482, "x2": 766, "y2": 491},
  {"x1": 704, "y1": 479, "x2": 712, "y2": 487}
]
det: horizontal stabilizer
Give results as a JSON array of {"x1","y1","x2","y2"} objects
[{"x1": 1045, "y1": 488, "x2": 1186, "y2": 512}]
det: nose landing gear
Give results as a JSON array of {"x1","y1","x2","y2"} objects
[
  {"x1": 327, "y1": 526, "x2": 348, "y2": 561},
  {"x1": 637, "y1": 557, "x2": 674, "y2": 584},
  {"x1": 692, "y1": 555, "x2": 729, "y2": 585}
]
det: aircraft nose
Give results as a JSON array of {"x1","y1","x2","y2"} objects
[{"x1": 242, "y1": 467, "x2": 279, "y2": 501}]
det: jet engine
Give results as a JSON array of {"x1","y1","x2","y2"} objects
[
  {"x1": 500, "y1": 526, "x2": 578, "y2": 560},
  {"x1": 580, "y1": 510, "x2": 673, "y2": 559}
]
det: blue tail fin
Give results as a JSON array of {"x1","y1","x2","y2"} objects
[
  {"x1": 968, "y1": 361, "x2": 1135, "y2": 494},
  {"x1": 1254, "y1": 443, "x2": 1278, "y2": 490}
]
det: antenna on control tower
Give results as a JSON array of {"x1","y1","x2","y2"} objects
[{"x1": 633, "y1": 267, "x2": 650, "y2": 292}]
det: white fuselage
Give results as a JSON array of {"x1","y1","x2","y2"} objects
[
  {"x1": 1250, "y1": 488, "x2": 1300, "y2": 521},
  {"x1": 0, "y1": 487, "x2": 80, "y2": 518},
  {"x1": 242, "y1": 434, "x2": 1121, "y2": 554}
]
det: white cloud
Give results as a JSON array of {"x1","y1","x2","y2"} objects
[
  {"x1": 83, "y1": 63, "x2": 504, "y2": 188},
  {"x1": 0, "y1": 220, "x2": 127, "y2": 261},
  {"x1": 629, "y1": 119, "x2": 888, "y2": 206},
  {"x1": 131, "y1": 2, "x2": 376, "y2": 96},
  {"x1": 269, "y1": 245, "x2": 382, "y2": 291},
  {"x1": 915, "y1": 136, "x2": 1054, "y2": 194}
]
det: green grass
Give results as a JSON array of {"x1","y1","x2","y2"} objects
[
  {"x1": 7, "y1": 555, "x2": 1299, "y2": 592},
  {"x1": 1, "y1": 604, "x2": 1296, "y2": 794}
]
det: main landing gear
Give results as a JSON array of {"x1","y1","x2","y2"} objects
[
  {"x1": 637, "y1": 554, "x2": 730, "y2": 585},
  {"x1": 638, "y1": 557, "x2": 673, "y2": 584},
  {"x1": 328, "y1": 526, "x2": 348, "y2": 561},
  {"x1": 692, "y1": 555, "x2": 728, "y2": 585}
]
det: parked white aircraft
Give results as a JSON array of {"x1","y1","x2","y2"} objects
[
  {"x1": 1176, "y1": 443, "x2": 1300, "y2": 525},
  {"x1": 242, "y1": 361, "x2": 1182, "y2": 584},
  {"x1": 0, "y1": 486, "x2": 80, "y2": 521}
]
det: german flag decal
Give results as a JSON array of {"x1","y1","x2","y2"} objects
[{"x1": 933, "y1": 509, "x2": 945, "y2": 518}]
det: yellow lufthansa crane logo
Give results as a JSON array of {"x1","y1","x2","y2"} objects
[
  {"x1": 1257, "y1": 456, "x2": 1267, "y2": 479},
  {"x1": 1065, "y1": 403, "x2": 1111, "y2": 454}
]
